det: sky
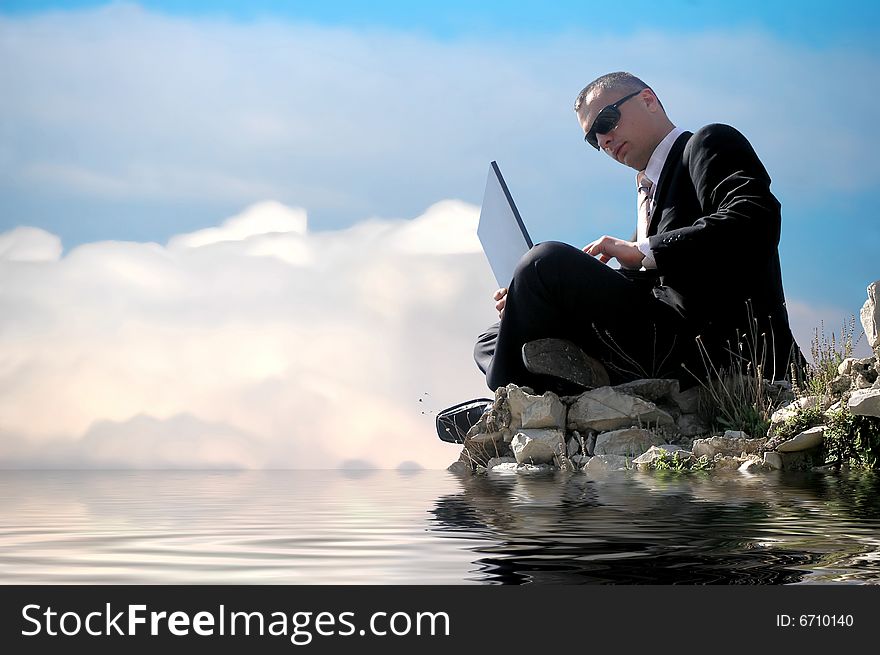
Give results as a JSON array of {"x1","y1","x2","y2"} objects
[{"x1": 1, "y1": 1, "x2": 878, "y2": 469}]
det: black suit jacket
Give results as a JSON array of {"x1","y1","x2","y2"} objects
[{"x1": 644, "y1": 124, "x2": 802, "y2": 378}]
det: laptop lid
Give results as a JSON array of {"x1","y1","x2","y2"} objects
[{"x1": 477, "y1": 161, "x2": 533, "y2": 288}]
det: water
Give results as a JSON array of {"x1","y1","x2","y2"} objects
[{"x1": 1, "y1": 468, "x2": 879, "y2": 584}]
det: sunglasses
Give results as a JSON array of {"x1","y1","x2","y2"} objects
[{"x1": 584, "y1": 90, "x2": 642, "y2": 150}]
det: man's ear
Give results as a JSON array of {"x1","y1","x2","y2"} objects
[{"x1": 643, "y1": 89, "x2": 661, "y2": 113}]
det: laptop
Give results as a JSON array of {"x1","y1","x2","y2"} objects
[{"x1": 477, "y1": 161, "x2": 533, "y2": 288}]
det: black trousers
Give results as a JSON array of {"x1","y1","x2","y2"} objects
[{"x1": 474, "y1": 241, "x2": 699, "y2": 392}]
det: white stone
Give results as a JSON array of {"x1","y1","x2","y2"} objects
[
  {"x1": 487, "y1": 456, "x2": 518, "y2": 470},
  {"x1": 510, "y1": 429, "x2": 565, "y2": 465},
  {"x1": 583, "y1": 454, "x2": 630, "y2": 472},
  {"x1": 776, "y1": 426, "x2": 825, "y2": 452},
  {"x1": 860, "y1": 280, "x2": 879, "y2": 349},
  {"x1": 738, "y1": 458, "x2": 765, "y2": 473},
  {"x1": 763, "y1": 452, "x2": 783, "y2": 470},
  {"x1": 848, "y1": 388, "x2": 880, "y2": 418},
  {"x1": 507, "y1": 387, "x2": 567, "y2": 430},
  {"x1": 568, "y1": 387, "x2": 674, "y2": 432},
  {"x1": 487, "y1": 462, "x2": 519, "y2": 473},
  {"x1": 594, "y1": 428, "x2": 666, "y2": 457},
  {"x1": 838, "y1": 358, "x2": 858, "y2": 376}
]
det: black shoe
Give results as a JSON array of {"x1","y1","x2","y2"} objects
[
  {"x1": 435, "y1": 398, "x2": 493, "y2": 443},
  {"x1": 521, "y1": 339, "x2": 610, "y2": 391}
]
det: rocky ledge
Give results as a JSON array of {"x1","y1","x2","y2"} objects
[{"x1": 449, "y1": 280, "x2": 880, "y2": 477}]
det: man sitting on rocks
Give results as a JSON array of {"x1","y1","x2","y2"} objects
[{"x1": 473, "y1": 71, "x2": 804, "y2": 396}]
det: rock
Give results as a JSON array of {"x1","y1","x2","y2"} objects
[
  {"x1": 671, "y1": 386, "x2": 702, "y2": 413},
  {"x1": 763, "y1": 452, "x2": 783, "y2": 470},
  {"x1": 838, "y1": 358, "x2": 857, "y2": 376},
  {"x1": 487, "y1": 462, "x2": 519, "y2": 473},
  {"x1": 632, "y1": 444, "x2": 691, "y2": 466},
  {"x1": 568, "y1": 387, "x2": 675, "y2": 432},
  {"x1": 585, "y1": 431, "x2": 597, "y2": 456},
  {"x1": 507, "y1": 387, "x2": 567, "y2": 430},
  {"x1": 594, "y1": 428, "x2": 666, "y2": 457},
  {"x1": 770, "y1": 395, "x2": 829, "y2": 425},
  {"x1": 738, "y1": 458, "x2": 765, "y2": 473},
  {"x1": 566, "y1": 436, "x2": 581, "y2": 457},
  {"x1": 829, "y1": 374, "x2": 852, "y2": 395},
  {"x1": 677, "y1": 413, "x2": 710, "y2": 437},
  {"x1": 692, "y1": 435, "x2": 766, "y2": 458},
  {"x1": 776, "y1": 425, "x2": 825, "y2": 452},
  {"x1": 468, "y1": 431, "x2": 504, "y2": 446},
  {"x1": 447, "y1": 461, "x2": 471, "y2": 475},
  {"x1": 723, "y1": 430, "x2": 750, "y2": 439},
  {"x1": 848, "y1": 388, "x2": 880, "y2": 417},
  {"x1": 571, "y1": 454, "x2": 591, "y2": 466},
  {"x1": 779, "y1": 448, "x2": 824, "y2": 471},
  {"x1": 612, "y1": 378, "x2": 680, "y2": 403},
  {"x1": 583, "y1": 454, "x2": 630, "y2": 472},
  {"x1": 713, "y1": 455, "x2": 746, "y2": 470},
  {"x1": 856, "y1": 373, "x2": 874, "y2": 389},
  {"x1": 860, "y1": 280, "x2": 879, "y2": 350},
  {"x1": 516, "y1": 463, "x2": 557, "y2": 473},
  {"x1": 510, "y1": 429, "x2": 565, "y2": 465},
  {"x1": 487, "y1": 456, "x2": 517, "y2": 470}
]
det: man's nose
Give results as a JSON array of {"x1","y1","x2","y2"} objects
[{"x1": 597, "y1": 131, "x2": 613, "y2": 151}]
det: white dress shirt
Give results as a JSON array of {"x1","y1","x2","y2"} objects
[{"x1": 635, "y1": 126, "x2": 686, "y2": 269}]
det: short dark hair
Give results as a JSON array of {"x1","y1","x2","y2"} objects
[{"x1": 574, "y1": 72, "x2": 660, "y2": 113}]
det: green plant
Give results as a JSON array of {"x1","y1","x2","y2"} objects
[
  {"x1": 824, "y1": 409, "x2": 880, "y2": 470},
  {"x1": 651, "y1": 450, "x2": 713, "y2": 473},
  {"x1": 773, "y1": 405, "x2": 825, "y2": 441}
]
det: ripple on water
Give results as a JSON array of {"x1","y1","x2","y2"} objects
[{"x1": 0, "y1": 469, "x2": 878, "y2": 584}]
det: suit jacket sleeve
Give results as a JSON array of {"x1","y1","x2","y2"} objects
[{"x1": 647, "y1": 124, "x2": 781, "y2": 273}]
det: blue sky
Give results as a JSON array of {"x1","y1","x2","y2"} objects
[
  {"x1": 0, "y1": 1, "x2": 877, "y2": 467},
  {"x1": 4, "y1": 0, "x2": 879, "y2": 48}
]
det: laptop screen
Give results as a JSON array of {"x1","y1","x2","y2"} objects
[{"x1": 477, "y1": 161, "x2": 533, "y2": 288}]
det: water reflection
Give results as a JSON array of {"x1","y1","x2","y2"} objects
[
  {"x1": 0, "y1": 469, "x2": 878, "y2": 584},
  {"x1": 429, "y1": 469, "x2": 880, "y2": 584}
]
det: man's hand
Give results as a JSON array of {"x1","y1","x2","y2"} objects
[
  {"x1": 493, "y1": 287, "x2": 507, "y2": 319},
  {"x1": 583, "y1": 236, "x2": 645, "y2": 269}
]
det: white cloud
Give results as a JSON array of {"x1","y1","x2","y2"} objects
[
  {"x1": 0, "y1": 226, "x2": 63, "y2": 262},
  {"x1": 0, "y1": 200, "x2": 496, "y2": 468}
]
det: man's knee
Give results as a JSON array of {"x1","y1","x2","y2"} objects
[
  {"x1": 473, "y1": 322, "x2": 499, "y2": 375},
  {"x1": 512, "y1": 241, "x2": 578, "y2": 286},
  {"x1": 515, "y1": 241, "x2": 571, "y2": 273}
]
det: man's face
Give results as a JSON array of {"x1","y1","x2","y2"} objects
[{"x1": 577, "y1": 87, "x2": 656, "y2": 171}]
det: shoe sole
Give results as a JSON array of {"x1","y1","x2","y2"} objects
[{"x1": 522, "y1": 339, "x2": 610, "y2": 390}]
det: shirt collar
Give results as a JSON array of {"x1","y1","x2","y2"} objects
[{"x1": 642, "y1": 126, "x2": 685, "y2": 187}]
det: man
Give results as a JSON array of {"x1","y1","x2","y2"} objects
[{"x1": 472, "y1": 71, "x2": 803, "y2": 395}]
